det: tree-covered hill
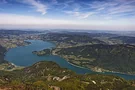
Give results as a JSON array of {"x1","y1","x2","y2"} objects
[
  {"x1": 55, "y1": 44, "x2": 135, "y2": 74},
  {"x1": 109, "y1": 36, "x2": 135, "y2": 44},
  {"x1": 40, "y1": 33, "x2": 106, "y2": 48},
  {"x1": 0, "y1": 61, "x2": 135, "y2": 90},
  {"x1": 0, "y1": 45, "x2": 7, "y2": 64}
]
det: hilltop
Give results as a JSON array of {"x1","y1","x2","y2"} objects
[
  {"x1": 39, "y1": 32, "x2": 135, "y2": 75},
  {"x1": 0, "y1": 61, "x2": 135, "y2": 90},
  {"x1": 54, "y1": 44, "x2": 135, "y2": 74}
]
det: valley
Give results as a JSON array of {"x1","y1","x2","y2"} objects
[
  {"x1": 0, "y1": 0, "x2": 135, "y2": 89},
  {"x1": 1, "y1": 30, "x2": 135, "y2": 89},
  {"x1": 39, "y1": 32, "x2": 135, "y2": 75}
]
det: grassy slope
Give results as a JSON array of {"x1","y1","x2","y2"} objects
[
  {"x1": 40, "y1": 33, "x2": 106, "y2": 47},
  {"x1": 109, "y1": 36, "x2": 135, "y2": 44},
  {"x1": 55, "y1": 44, "x2": 135, "y2": 74},
  {"x1": 40, "y1": 33, "x2": 135, "y2": 74},
  {"x1": 0, "y1": 61, "x2": 135, "y2": 90},
  {"x1": 0, "y1": 45, "x2": 7, "y2": 64}
]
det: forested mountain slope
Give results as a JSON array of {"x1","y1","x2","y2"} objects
[
  {"x1": 0, "y1": 45, "x2": 7, "y2": 64},
  {"x1": 55, "y1": 44, "x2": 135, "y2": 74},
  {"x1": 0, "y1": 61, "x2": 135, "y2": 90}
]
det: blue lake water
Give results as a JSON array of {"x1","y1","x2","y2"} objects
[{"x1": 5, "y1": 40, "x2": 135, "y2": 80}]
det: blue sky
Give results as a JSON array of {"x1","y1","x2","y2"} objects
[{"x1": 0, "y1": 0, "x2": 135, "y2": 30}]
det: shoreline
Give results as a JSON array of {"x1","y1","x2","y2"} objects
[
  {"x1": 44, "y1": 40, "x2": 135, "y2": 76},
  {"x1": 67, "y1": 58, "x2": 135, "y2": 76},
  {"x1": 4, "y1": 39, "x2": 55, "y2": 68},
  {"x1": 4, "y1": 39, "x2": 135, "y2": 78},
  {"x1": 51, "y1": 49, "x2": 135, "y2": 76},
  {"x1": 3, "y1": 40, "x2": 32, "y2": 69},
  {"x1": 4, "y1": 39, "x2": 31, "y2": 55}
]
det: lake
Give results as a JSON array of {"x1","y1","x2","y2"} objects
[{"x1": 5, "y1": 40, "x2": 135, "y2": 80}]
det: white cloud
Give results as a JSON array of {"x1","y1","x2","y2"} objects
[
  {"x1": 64, "y1": 0, "x2": 135, "y2": 20},
  {"x1": 89, "y1": 0, "x2": 135, "y2": 16},
  {"x1": 108, "y1": 4, "x2": 135, "y2": 15},
  {"x1": 0, "y1": 13, "x2": 78, "y2": 25},
  {"x1": 23, "y1": 0, "x2": 48, "y2": 15},
  {"x1": 64, "y1": 11, "x2": 94, "y2": 19},
  {"x1": 0, "y1": 13, "x2": 134, "y2": 30}
]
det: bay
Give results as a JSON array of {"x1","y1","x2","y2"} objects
[{"x1": 5, "y1": 40, "x2": 135, "y2": 80}]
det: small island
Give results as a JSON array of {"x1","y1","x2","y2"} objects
[{"x1": 32, "y1": 49, "x2": 52, "y2": 56}]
